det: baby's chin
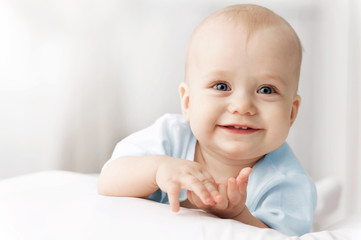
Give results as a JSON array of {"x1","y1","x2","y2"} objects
[{"x1": 212, "y1": 144, "x2": 266, "y2": 163}]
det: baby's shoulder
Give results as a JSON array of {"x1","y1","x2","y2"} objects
[
  {"x1": 157, "y1": 113, "x2": 187, "y2": 124},
  {"x1": 154, "y1": 114, "x2": 196, "y2": 159},
  {"x1": 155, "y1": 113, "x2": 191, "y2": 133},
  {"x1": 252, "y1": 143, "x2": 311, "y2": 186},
  {"x1": 262, "y1": 143, "x2": 304, "y2": 174}
]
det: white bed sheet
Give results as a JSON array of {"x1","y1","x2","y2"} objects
[{"x1": 0, "y1": 171, "x2": 359, "y2": 240}]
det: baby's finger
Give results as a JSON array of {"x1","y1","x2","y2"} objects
[
  {"x1": 203, "y1": 180, "x2": 223, "y2": 203},
  {"x1": 227, "y1": 177, "x2": 241, "y2": 204},
  {"x1": 167, "y1": 184, "x2": 181, "y2": 212},
  {"x1": 215, "y1": 182, "x2": 228, "y2": 209},
  {"x1": 193, "y1": 171, "x2": 222, "y2": 203},
  {"x1": 187, "y1": 190, "x2": 209, "y2": 209},
  {"x1": 185, "y1": 176, "x2": 217, "y2": 205},
  {"x1": 236, "y1": 167, "x2": 252, "y2": 193}
]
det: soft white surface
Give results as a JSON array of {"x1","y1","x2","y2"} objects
[
  {"x1": 0, "y1": 171, "x2": 360, "y2": 240},
  {"x1": 313, "y1": 178, "x2": 342, "y2": 230}
]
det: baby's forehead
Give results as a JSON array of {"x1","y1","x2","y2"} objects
[
  {"x1": 194, "y1": 5, "x2": 296, "y2": 44},
  {"x1": 185, "y1": 5, "x2": 303, "y2": 83}
]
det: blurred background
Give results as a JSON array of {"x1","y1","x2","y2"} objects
[{"x1": 0, "y1": 0, "x2": 360, "y2": 228}]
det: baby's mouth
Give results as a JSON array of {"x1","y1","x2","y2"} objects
[
  {"x1": 225, "y1": 126, "x2": 252, "y2": 130},
  {"x1": 219, "y1": 125, "x2": 260, "y2": 134}
]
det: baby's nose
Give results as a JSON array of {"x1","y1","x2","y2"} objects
[{"x1": 227, "y1": 94, "x2": 256, "y2": 116}]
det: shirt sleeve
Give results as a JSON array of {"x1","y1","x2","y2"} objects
[
  {"x1": 103, "y1": 114, "x2": 195, "y2": 203},
  {"x1": 246, "y1": 143, "x2": 317, "y2": 236},
  {"x1": 251, "y1": 173, "x2": 316, "y2": 236},
  {"x1": 104, "y1": 114, "x2": 195, "y2": 166}
]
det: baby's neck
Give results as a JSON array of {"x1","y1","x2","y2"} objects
[{"x1": 194, "y1": 142, "x2": 260, "y2": 183}]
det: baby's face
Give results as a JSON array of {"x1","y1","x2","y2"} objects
[{"x1": 180, "y1": 20, "x2": 301, "y2": 163}]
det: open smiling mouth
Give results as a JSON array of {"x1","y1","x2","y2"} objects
[{"x1": 219, "y1": 125, "x2": 260, "y2": 134}]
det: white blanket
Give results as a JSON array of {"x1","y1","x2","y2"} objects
[{"x1": 0, "y1": 171, "x2": 359, "y2": 240}]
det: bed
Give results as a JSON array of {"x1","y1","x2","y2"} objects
[{"x1": 0, "y1": 171, "x2": 359, "y2": 240}]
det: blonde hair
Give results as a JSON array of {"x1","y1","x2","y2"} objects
[{"x1": 185, "y1": 4, "x2": 303, "y2": 82}]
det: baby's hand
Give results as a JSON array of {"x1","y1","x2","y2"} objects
[
  {"x1": 155, "y1": 158, "x2": 222, "y2": 212},
  {"x1": 187, "y1": 167, "x2": 252, "y2": 219}
]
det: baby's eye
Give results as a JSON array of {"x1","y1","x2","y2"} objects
[
  {"x1": 257, "y1": 86, "x2": 276, "y2": 95},
  {"x1": 213, "y1": 82, "x2": 231, "y2": 91}
]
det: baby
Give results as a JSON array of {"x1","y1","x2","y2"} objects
[{"x1": 98, "y1": 4, "x2": 316, "y2": 236}]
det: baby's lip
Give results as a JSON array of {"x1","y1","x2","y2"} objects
[
  {"x1": 219, "y1": 124, "x2": 260, "y2": 130},
  {"x1": 217, "y1": 124, "x2": 262, "y2": 134}
]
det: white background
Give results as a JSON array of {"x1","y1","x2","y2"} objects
[{"x1": 0, "y1": 0, "x2": 360, "y2": 226}]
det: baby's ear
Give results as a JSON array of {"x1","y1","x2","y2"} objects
[
  {"x1": 179, "y1": 82, "x2": 190, "y2": 122},
  {"x1": 290, "y1": 94, "x2": 301, "y2": 126}
]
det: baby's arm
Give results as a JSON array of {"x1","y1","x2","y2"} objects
[
  {"x1": 98, "y1": 156, "x2": 163, "y2": 199},
  {"x1": 98, "y1": 155, "x2": 222, "y2": 212},
  {"x1": 188, "y1": 168, "x2": 268, "y2": 228}
]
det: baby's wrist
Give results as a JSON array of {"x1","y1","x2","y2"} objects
[
  {"x1": 230, "y1": 206, "x2": 249, "y2": 221},
  {"x1": 153, "y1": 155, "x2": 172, "y2": 185},
  {"x1": 230, "y1": 207, "x2": 269, "y2": 229}
]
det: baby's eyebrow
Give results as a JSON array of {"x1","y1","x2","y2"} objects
[
  {"x1": 202, "y1": 70, "x2": 234, "y2": 79},
  {"x1": 260, "y1": 74, "x2": 286, "y2": 85},
  {"x1": 201, "y1": 71, "x2": 289, "y2": 89}
]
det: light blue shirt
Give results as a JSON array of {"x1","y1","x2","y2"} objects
[{"x1": 106, "y1": 114, "x2": 317, "y2": 236}]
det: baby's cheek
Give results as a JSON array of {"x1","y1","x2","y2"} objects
[{"x1": 265, "y1": 127, "x2": 289, "y2": 152}]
